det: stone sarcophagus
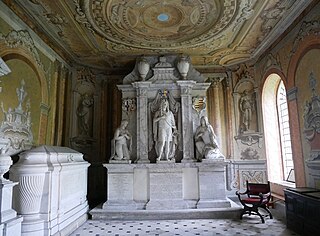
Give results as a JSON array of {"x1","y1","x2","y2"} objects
[{"x1": 10, "y1": 146, "x2": 90, "y2": 236}]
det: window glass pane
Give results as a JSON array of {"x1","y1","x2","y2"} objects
[{"x1": 277, "y1": 81, "x2": 294, "y2": 181}]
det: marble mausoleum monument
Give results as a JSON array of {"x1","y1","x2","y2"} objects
[{"x1": 91, "y1": 55, "x2": 235, "y2": 218}]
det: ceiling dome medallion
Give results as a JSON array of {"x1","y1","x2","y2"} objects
[
  {"x1": 85, "y1": 0, "x2": 237, "y2": 49},
  {"x1": 157, "y1": 13, "x2": 169, "y2": 22}
]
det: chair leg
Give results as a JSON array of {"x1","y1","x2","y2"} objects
[
  {"x1": 240, "y1": 206, "x2": 266, "y2": 223},
  {"x1": 260, "y1": 205, "x2": 273, "y2": 219},
  {"x1": 256, "y1": 211, "x2": 265, "y2": 223}
]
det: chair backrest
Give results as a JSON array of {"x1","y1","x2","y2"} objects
[{"x1": 246, "y1": 181, "x2": 271, "y2": 196}]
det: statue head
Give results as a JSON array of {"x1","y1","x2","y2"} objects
[
  {"x1": 120, "y1": 119, "x2": 128, "y2": 128},
  {"x1": 200, "y1": 116, "x2": 209, "y2": 127},
  {"x1": 160, "y1": 98, "x2": 169, "y2": 112}
]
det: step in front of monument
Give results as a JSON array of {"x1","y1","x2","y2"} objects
[{"x1": 89, "y1": 200, "x2": 242, "y2": 221}]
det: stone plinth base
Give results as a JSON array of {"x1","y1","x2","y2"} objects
[
  {"x1": 109, "y1": 159, "x2": 132, "y2": 164},
  {"x1": 0, "y1": 215, "x2": 23, "y2": 236},
  {"x1": 90, "y1": 201, "x2": 242, "y2": 221},
  {"x1": 0, "y1": 180, "x2": 22, "y2": 236},
  {"x1": 146, "y1": 200, "x2": 189, "y2": 210},
  {"x1": 196, "y1": 199, "x2": 231, "y2": 209},
  {"x1": 103, "y1": 200, "x2": 138, "y2": 210},
  {"x1": 98, "y1": 161, "x2": 235, "y2": 218}
]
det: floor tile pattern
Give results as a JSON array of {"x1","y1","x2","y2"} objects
[{"x1": 70, "y1": 216, "x2": 298, "y2": 236}]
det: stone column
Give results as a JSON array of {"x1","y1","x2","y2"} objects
[
  {"x1": 210, "y1": 77, "x2": 223, "y2": 146},
  {"x1": 133, "y1": 82, "x2": 151, "y2": 163},
  {"x1": 224, "y1": 76, "x2": 233, "y2": 158},
  {"x1": 177, "y1": 80, "x2": 196, "y2": 162}
]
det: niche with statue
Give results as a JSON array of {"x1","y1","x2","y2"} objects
[{"x1": 233, "y1": 67, "x2": 263, "y2": 161}]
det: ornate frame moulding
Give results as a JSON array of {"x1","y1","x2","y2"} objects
[
  {"x1": 0, "y1": 30, "x2": 44, "y2": 69},
  {"x1": 234, "y1": 132, "x2": 263, "y2": 148}
]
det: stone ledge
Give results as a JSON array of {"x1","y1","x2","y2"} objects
[{"x1": 90, "y1": 199, "x2": 242, "y2": 221}]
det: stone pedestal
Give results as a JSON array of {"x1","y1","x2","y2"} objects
[
  {"x1": 94, "y1": 161, "x2": 233, "y2": 218},
  {"x1": 146, "y1": 164, "x2": 188, "y2": 210},
  {"x1": 10, "y1": 146, "x2": 90, "y2": 236},
  {"x1": 0, "y1": 180, "x2": 22, "y2": 236},
  {"x1": 197, "y1": 160, "x2": 231, "y2": 208},
  {"x1": 102, "y1": 164, "x2": 137, "y2": 210}
]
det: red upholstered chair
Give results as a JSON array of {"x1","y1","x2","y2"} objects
[{"x1": 236, "y1": 181, "x2": 273, "y2": 223}]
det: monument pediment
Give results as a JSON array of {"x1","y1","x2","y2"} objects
[{"x1": 123, "y1": 55, "x2": 205, "y2": 84}]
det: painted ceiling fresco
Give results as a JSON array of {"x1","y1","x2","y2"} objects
[{"x1": 3, "y1": 0, "x2": 313, "y2": 71}]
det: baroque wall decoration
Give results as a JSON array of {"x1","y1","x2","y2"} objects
[
  {"x1": 241, "y1": 170, "x2": 264, "y2": 187},
  {"x1": 0, "y1": 80, "x2": 33, "y2": 155},
  {"x1": 291, "y1": 20, "x2": 320, "y2": 56},
  {"x1": 0, "y1": 30, "x2": 43, "y2": 69},
  {"x1": 241, "y1": 147, "x2": 260, "y2": 160},
  {"x1": 232, "y1": 65, "x2": 264, "y2": 160},
  {"x1": 70, "y1": 67, "x2": 96, "y2": 148},
  {"x1": 303, "y1": 72, "x2": 320, "y2": 161}
]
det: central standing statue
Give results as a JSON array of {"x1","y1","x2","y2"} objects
[{"x1": 153, "y1": 98, "x2": 177, "y2": 161}]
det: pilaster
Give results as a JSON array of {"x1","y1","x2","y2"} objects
[
  {"x1": 177, "y1": 80, "x2": 196, "y2": 162},
  {"x1": 133, "y1": 82, "x2": 152, "y2": 163}
]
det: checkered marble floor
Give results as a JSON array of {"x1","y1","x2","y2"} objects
[{"x1": 70, "y1": 216, "x2": 298, "y2": 236}]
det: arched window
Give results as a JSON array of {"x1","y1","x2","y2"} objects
[{"x1": 262, "y1": 74, "x2": 295, "y2": 184}]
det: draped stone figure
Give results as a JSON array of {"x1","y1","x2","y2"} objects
[
  {"x1": 153, "y1": 98, "x2": 177, "y2": 161},
  {"x1": 194, "y1": 116, "x2": 223, "y2": 160},
  {"x1": 111, "y1": 120, "x2": 132, "y2": 160},
  {"x1": 239, "y1": 90, "x2": 254, "y2": 132},
  {"x1": 76, "y1": 94, "x2": 94, "y2": 136}
]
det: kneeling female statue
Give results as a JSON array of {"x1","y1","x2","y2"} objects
[
  {"x1": 194, "y1": 116, "x2": 223, "y2": 160},
  {"x1": 111, "y1": 120, "x2": 132, "y2": 160}
]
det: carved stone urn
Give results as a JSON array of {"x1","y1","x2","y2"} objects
[
  {"x1": 137, "y1": 58, "x2": 150, "y2": 81},
  {"x1": 177, "y1": 56, "x2": 190, "y2": 79}
]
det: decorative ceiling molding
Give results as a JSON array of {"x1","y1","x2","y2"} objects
[
  {"x1": 3, "y1": 0, "x2": 315, "y2": 70},
  {"x1": 0, "y1": 30, "x2": 43, "y2": 69},
  {"x1": 73, "y1": 0, "x2": 95, "y2": 34},
  {"x1": 291, "y1": 20, "x2": 320, "y2": 55},
  {"x1": 251, "y1": 0, "x2": 314, "y2": 60}
]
